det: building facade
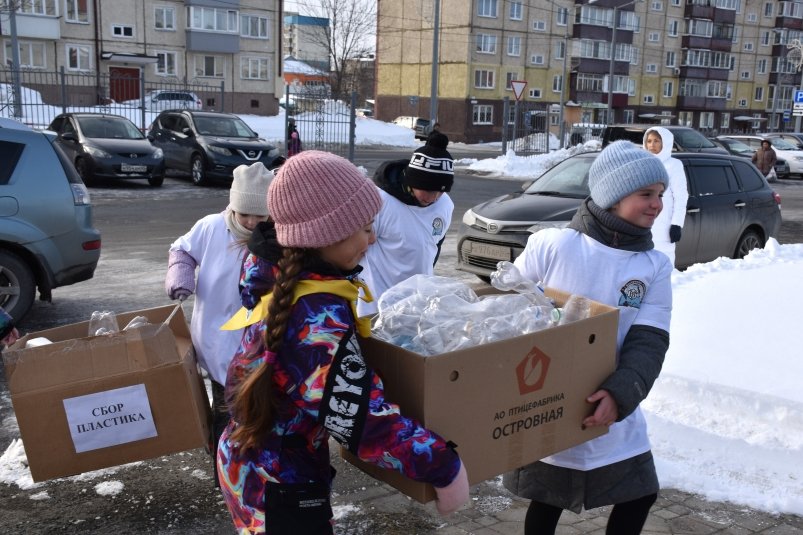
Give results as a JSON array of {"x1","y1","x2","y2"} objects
[
  {"x1": 1, "y1": 0, "x2": 283, "y2": 115},
  {"x1": 282, "y1": 13, "x2": 330, "y2": 73},
  {"x1": 376, "y1": 0, "x2": 802, "y2": 143}
]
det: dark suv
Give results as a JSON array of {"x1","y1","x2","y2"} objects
[
  {"x1": 457, "y1": 151, "x2": 781, "y2": 277},
  {"x1": 602, "y1": 124, "x2": 728, "y2": 154},
  {"x1": 0, "y1": 118, "x2": 101, "y2": 320},
  {"x1": 148, "y1": 110, "x2": 284, "y2": 186}
]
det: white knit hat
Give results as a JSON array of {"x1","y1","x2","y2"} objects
[{"x1": 229, "y1": 162, "x2": 272, "y2": 216}]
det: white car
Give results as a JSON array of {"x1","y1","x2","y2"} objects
[
  {"x1": 122, "y1": 90, "x2": 202, "y2": 111},
  {"x1": 721, "y1": 134, "x2": 803, "y2": 179}
]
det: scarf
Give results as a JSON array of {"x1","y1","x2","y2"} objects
[
  {"x1": 224, "y1": 207, "x2": 252, "y2": 243},
  {"x1": 567, "y1": 198, "x2": 654, "y2": 252}
]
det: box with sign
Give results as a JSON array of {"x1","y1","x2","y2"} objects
[
  {"x1": 3, "y1": 305, "x2": 210, "y2": 482},
  {"x1": 343, "y1": 288, "x2": 618, "y2": 503}
]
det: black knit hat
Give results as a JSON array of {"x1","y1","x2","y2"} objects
[{"x1": 403, "y1": 132, "x2": 454, "y2": 192}]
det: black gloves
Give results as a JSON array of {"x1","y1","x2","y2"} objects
[{"x1": 669, "y1": 225, "x2": 682, "y2": 243}]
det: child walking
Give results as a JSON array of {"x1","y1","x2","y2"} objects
[
  {"x1": 217, "y1": 150, "x2": 469, "y2": 534},
  {"x1": 503, "y1": 141, "x2": 673, "y2": 535},
  {"x1": 164, "y1": 162, "x2": 272, "y2": 478}
]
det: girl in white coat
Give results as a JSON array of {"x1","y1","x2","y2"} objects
[{"x1": 643, "y1": 127, "x2": 689, "y2": 267}]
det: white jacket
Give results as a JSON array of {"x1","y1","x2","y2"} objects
[{"x1": 643, "y1": 126, "x2": 689, "y2": 266}]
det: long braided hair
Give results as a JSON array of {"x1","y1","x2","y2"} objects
[{"x1": 229, "y1": 247, "x2": 311, "y2": 450}]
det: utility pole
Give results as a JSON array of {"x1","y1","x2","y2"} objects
[
  {"x1": 559, "y1": 34, "x2": 568, "y2": 147},
  {"x1": 5, "y1": 0, "x2": 24, "y2": 118},
  {"x1": 607, "y1": 5, "x2": 618, "y2": 125},
  {"x1": 429, "y1": 0, "x2": 441, "y2": 128}
]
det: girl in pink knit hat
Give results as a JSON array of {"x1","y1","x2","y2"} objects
[{"x1": 217, "y1": 150, "x2": 469, "y2": 534}]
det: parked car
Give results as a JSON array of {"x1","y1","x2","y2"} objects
[
  {"x1": 392, "y1": 116, "x2": 431, "y2": 140},
  {"x1": 719, "y1": 134, "x2": 803, "y2": 179},
  {"x1": 761, "y1": 132, "x2": 803, "y2": 149},
  {"x1": 0, "y1": 118, "x2": 101, "y2": 320},
  {"x1": 148, "y1": 110, "x2": 284, "y2": 186},
  {"x1": 457, "y1": 151, "x2": 782, "y2": 279},
  {"x1": 124, "y1": 89, "x2": 202, "y2": 111},
  {"x1": 46, "y1": 113, "x2": 165, "y2": 187},
  {"x1": 602, "y1": 124, "x2": 728, "y2": 154},
  {"x1": 710, "y1": 136, "x2": 790, "y2": 179}
]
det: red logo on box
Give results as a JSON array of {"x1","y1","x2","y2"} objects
[{"x1": 516, "y1": 347, "x2": 550, "y2": 394}]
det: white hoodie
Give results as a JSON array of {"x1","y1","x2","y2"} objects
[{"x1": 643, "y1": 127, "x2": 689, "y2": 267}]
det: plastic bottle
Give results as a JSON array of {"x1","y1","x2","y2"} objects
[{"x1": 556, "y1": 294, "x2": 593, "y2": 325}]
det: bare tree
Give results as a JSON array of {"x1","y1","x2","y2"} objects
[{"x1": 294, "y1": 0, "x2": 376, "y2": 100}]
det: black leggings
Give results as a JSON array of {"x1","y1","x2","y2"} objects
[{"x1": 524, "y1": 493, "x2": 657, "y2": 535}]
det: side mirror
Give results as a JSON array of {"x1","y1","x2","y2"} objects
[
  {"x1": 61, "y1": 132, "x2": 77, "y2": 142},
  {"x1": 146, "y1": 134, "x2": 155, "y2": 142},
  {"x1": 182, "y1": 127, "x2": 193, "y2": 136}
]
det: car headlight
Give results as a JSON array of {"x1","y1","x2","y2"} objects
[
  {"x1": 526, "y1": 221, "x2": 570, "y2": 233},
  {"x1": 84, "y1": 145, "x2": 112, "y2": 158},
  {"x1": 207, "y1": 145, "x2": 231, "y2": 155},
  {"x1": 152, "y1": 148, "x2": 163, "y2": 159},
  {"x1": 462, "y1": 209, "x2": 477, "y2": 226}
]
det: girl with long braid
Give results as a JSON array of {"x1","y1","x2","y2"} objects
[{"x1": 216, "y1": 151, "x2": 469, "y2": 534}]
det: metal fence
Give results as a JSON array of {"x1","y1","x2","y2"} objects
[
  {"x1": 283, "y1": 87, "x2": 356, "y2": 161},
  {"x1": 0, "y1": 67, "x2": 224, "y2": 131},
  {"x1": 501, "y1": 97, "x2": 565, "y2": 155}
]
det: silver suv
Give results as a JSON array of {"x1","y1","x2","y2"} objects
[{"x1": 0, "y1": 118, "x2": 101, "y2": 321}]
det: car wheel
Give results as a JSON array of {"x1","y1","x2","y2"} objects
[
  {"x1": 0, "y1": 250, "x2": 36, "y2": 321},
  {"x1": 75, "y1": 158, "x2": 94, "y2": 186},
  {"x1": 148, "y1": 175, "x2": 164, "y2": 187},
  {"x1": 190, "y1": 154, "x2": 208, "y2": 186},
  {"x1": 734, "y1": 229, "x2": 764, "y2": 259}
]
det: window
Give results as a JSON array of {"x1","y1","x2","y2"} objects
[
  {"x1": 20, "y1": 0, "x2": 56, "y2": 15},
  {"x1": 532, "y1": 20, "x2": 546, "y2": 31},
  {"x1": 743, "y1": 42, "x2": 754, "y2": 51},
  {"x1": 577, "y1": 73, "x2": 605, "y2": 92},
  {"x1": 478, "y1": 0, "x2": 498, "y2": 18},
  {"x1": 474, "y1": 69, "x2": 495, "y2": 88},
  {"x1": 557, "y1": 7, "x2": 568, "y2": 25},
  {"x1": 668, "y1": 20, "x2": 679, "y2": 37},
  {"x1": 195, "y1": 55, "x2": 224, "y2": 77},
  {"x1": 721, "y1": 112, "x2": 730, "y2": 128},
  {"x1": 740, "y1": 70, "x2": 751, "y2": 79},
  {"x1": 688, "y1": 19, "x2": 713, "y2": 37},
  {"x1": 738, "y1": 98, "x2": 747, "y2": 107},
  {"x1": 764, "y1": 2, "x2": 773, "y2": 16},
  {"x1": 747, "y1": 13, "x2": 757, "y2": 22},
  {"x1": 663, "y1": 81, "x2": 674, "y2": 97},
  {"x1": 66, "y1": 44, "x2": 90, "y2": 71},
  {"x1": 509, "y1": 1, "x2": 523, "y2": 20},
  {"x1": 476, "y1": 34, "x2": 497, "y2": 54},
  {"x1": 700, "y1": 112, "x2": 714, "y2": 128},
  {"x1": 188, "y1": 6, "x2": 238, "y2": 32},
  {"x1": 505, "y1": 72, "x2": 520, "y2": 90},
  {"x1": 155, "y1": 51, "x2": 176, "y2": 75},
  {"x1": 241, "y1": 57, "x2": 269, "y2": 80},
  {"x1": 531, "y1": 54, "x2": 544, "y2": 65},
  {"x1": 666, "y1": 51, "x2": 676, "y2": 66},
  {"x1": 529, "y1": 88, "x2": 542, "y2": 98},
  {"x1": 623, "y1": 109, "x2": 635, "y2": 123},
  {"x1": 473, "y1": 104, "x2": 493, "y2": 124},
  {"x1": 507, "y1": 36, "x2": 521, "y2": 56},
  {"x1": 112, "y1": 25, "x2": 134, "y2": 38},
  {"x1": 241, "y1": 14, "x2": 268, "y2": 38},
  {"x1": 553, "y1": 74, "x2": 563, "y2": 92},
  {"x1": 760, "y1": 31, "x2": 770, "y2": 46},
  {"x1": 649, "y1": 32, "x2": 660, "y2": 42},
  {"x1": 155, "y1": 6, "x2": 176, "y2": 30},
  {"x1": 5, "y1": 41, "x2": 46, "y2": 69},
  {"x1": 646, "y1": 63, "x2": 658, "y2": 73},
  {"x1": 555, "y1": 40, "x2": 565, "y2": 60},
  {"x1": 755, "y1": 87, "x2": 764, "y2": 101},
  {"x1": 651, "y1": 0, "x2": 663, "y2": 10},
  {"x1": 688, "y1": 164, "x2": 735, "y2": 196},
  {"x1": 758, "y1": 58, "x2": 767, "y2": 74},
  {"x1": 671, "y1": 0, "x2": 681, "y2": 5},
  {"x1": 644, "y1": 94, "x2": 655, "y2": 103},
  {"x1": 65, "y1": 0, "x2": 89, "y2": 23},
  {"x1": 678, "y1": 111, "x2": 693, "y2": 126}
]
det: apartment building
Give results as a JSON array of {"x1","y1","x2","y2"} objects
[
  {"x1": 282, "y1": 13, "x2": 330, "y2": 73},
  {"x1": 376, "y1": 0, "x2": 802, "y2": 143},
  {"x1": 1, "y1": 0, "x2": 283, "y2": 115}
]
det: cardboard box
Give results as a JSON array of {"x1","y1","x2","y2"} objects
[
  {"x1": 343, "y1": 288, "x2": 618, "y2": 503},
  {"x1": 3, "y1": 305, "x2": 211, "y2": 482}
]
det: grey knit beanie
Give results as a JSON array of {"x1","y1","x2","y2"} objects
[
  {"x1": 588, "y1": 140, "x2": 669, "y2": 209},
  {"x1": 229, "y1": 162, "x2": 272, "y2": 216}
]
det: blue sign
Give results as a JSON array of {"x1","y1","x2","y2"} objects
[{"x1": 795, "y1": 90, "x2": 803, "y2": 103}]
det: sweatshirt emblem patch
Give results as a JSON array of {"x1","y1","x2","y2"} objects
[
  {"x1": 432, "y1": 217, "x2": 445, "y2": 236},
  {"x1": 618, "y1": 280, "x2": 646, "y2": 309}
]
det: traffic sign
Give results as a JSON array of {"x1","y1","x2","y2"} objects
[
  {"x1": 795, "y1": 89, "x2": 803, "y2": 104},
  {"x1": 511, "y1": 80, "x2": 527, "y2": 101},
  {"x1": 793, "y1": 109, "x2": 803, "y2": 117}
]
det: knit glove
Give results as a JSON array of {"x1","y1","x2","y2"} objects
[
  {"x1": 434, "y1": 461, "x2": 469, "y2": 516},
  {"x1": 165, "y1": 249, "x2": 197, "y2": 300},
  {"x1": 669, "y1": 225, "x2": 682, "y2": 243}
]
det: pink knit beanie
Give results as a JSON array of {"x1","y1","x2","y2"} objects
[{"x1": 268, "y1": 150, "x2": 382, "y2": 248}]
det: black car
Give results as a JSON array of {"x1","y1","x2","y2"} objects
[
  {"x1": 602, "y1": 124, "x2": 728, "y2": 154},
  {"x1": 457, "y1": 151, "x2": 782, "y2": 278},
  {"x1": 47, "y1": 113, "x2": 165, "y2": 187},
  {"x1": 148, "y1": 110, "x2": 285, "y2": 186}
]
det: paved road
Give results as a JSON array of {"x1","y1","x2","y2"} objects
[{"x1": 2, "y1": 153, "x2": 802, "y2": 534}]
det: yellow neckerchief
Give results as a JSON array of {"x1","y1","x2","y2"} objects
[{"x1": 220, "y1": 278, "x2": 373, "y2": 337}]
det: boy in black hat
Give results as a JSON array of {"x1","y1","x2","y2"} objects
[{"x1": 357, "y1": 132, "x2": 455, "y2": 317}]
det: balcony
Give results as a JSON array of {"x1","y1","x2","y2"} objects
[
  {"x1": 0, "y1": 14, "x2": 60, "y2": 40},
  {"x1": 185, "y1": 30, "x2": 240, "y2": 53},
  {"x1": 775, "y1": 16, "x2": 803, "y2": 30},
  {"x1": 685, "y1": 4, "x2": 714, "y2": 19},
  {"x1": 676, "y1": 96, "x2": 727, "y2": 110}
]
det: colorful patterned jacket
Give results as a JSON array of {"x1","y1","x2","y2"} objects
[
  {"x1": 218, "y1": 221, "x2": 460, "y2": 497},
  {"x1": 0, "y1": 306, "x2": 14, "y2": 342}
]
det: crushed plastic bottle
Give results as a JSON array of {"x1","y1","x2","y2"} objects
[
  {"x1": 556, "y1": 294, "x2": 593, "y2": 325},
  {"x1": 88, "y1": 310, "x2": 120, "y2": 336},
  {"x1": 490, "y1": 261, "x2": 554, "y2": 308}
]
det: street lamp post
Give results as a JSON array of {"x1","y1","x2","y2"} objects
[
  {"x1": 607, "y1": 5, "x2": 619, "y2": 125},
  {"x1": 771, "y1": 29, "x2": 787, "y2": 133},
  {"x1": 559, "y1": 34, "x2": 568, "y2": 147},
  {"x1": 429, "y1": 0, "x2": 441, "y2": 127}
]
